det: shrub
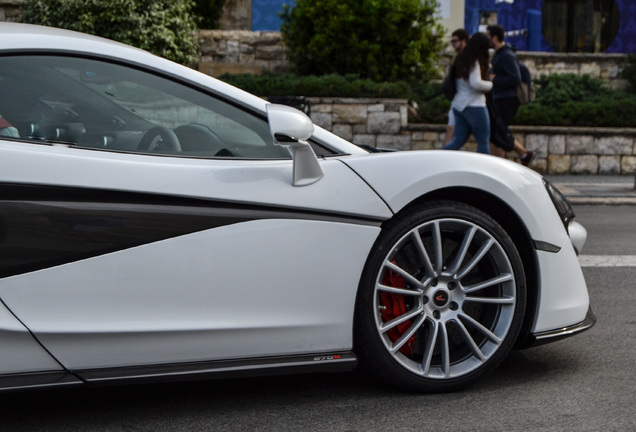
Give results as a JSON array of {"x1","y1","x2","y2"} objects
[
  {"x1": 408, "y1": 82, "x2": 450, "y2": 124},
  {"x1": 620, "y1": 54, "x2": 636, "y2": 93},
  {"x1": 20, "y1": 0, "x2": 199, "y2": 65},
  {"x1": 280, "y1": 0, "x2": 444, "y2": 83},
  {"x1": 515, "y1": 74, "x2": 636, "y2": 127},
  {"x1": 219, "y1": 72, "x2": 412, "y2": 98}
]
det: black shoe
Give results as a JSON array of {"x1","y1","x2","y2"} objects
[{"x1": 520, "y1": 150, "x2": 535, "y2": 167}]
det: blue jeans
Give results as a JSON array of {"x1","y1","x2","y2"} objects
[{"x1": 444, "y1": 106, "x2": 490, "y2": 154}]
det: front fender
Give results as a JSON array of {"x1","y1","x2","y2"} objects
[{"x1": 340, "y1": 150, "x2": 569, "y2": 248}]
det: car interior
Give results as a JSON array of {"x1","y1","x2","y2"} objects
[{"x1": 0, "y1": 55, "x2": 307, "y2": 159}]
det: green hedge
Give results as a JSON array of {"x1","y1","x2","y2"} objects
[
  {"x1": 219, "y1": 72, "x2": 412, "y2": 99},
  {"x1": 515, "y1": 74, "x2": 636, "y2": 127},
  {"x1": 414, "y1": 74, "x2": 636, "y2": 127}
]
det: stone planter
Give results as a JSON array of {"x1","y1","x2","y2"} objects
[
  {"x1": 296, "y1": 96, "x2": 636, "y2": 175},
  {"x1": 405, "y1": 124, "x2": 636, "y2": 175}
]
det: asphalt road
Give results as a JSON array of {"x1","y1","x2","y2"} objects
[{"x1": 1, "y1": 205, "x2": 634, "y2": 432}]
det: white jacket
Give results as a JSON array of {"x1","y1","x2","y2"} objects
[{"x1": 451, "y1": 61, "x2": 493, "y2": 112}]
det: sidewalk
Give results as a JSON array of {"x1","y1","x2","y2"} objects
[{"x1": 544, "y1": 175, "x2": 636, "y2": 205}]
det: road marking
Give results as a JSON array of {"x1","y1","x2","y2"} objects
[{"x1": 578, "y1": 255, "x2": 636, "y2": 267}]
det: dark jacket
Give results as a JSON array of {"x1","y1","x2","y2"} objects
[{"x1": 491, "y1": 44, "x2": 521, "y2": 100}]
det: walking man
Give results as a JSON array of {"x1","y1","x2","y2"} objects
[
  {"x1": 444, "y1": 29, "x2": 470, "y2": 146},
  {"x1": 486, "y1": 25, "x2": 534, "y2": 166}
]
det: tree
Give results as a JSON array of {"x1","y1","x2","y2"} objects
[
  {"x1": 193, "y1": 0, "x2": 226, "y2": 29},
  {"x1": 280, "y1": 0, "x2": 444, "y2": 82},
  {"x1": 20, "y1": 0, "x2": 200, "y2": 65}
]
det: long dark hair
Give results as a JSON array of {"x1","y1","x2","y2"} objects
[{"x1": 453, "y1": 32, "x2": 491, "y2": 80}]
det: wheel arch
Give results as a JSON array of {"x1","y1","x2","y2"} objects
[{"x1": 389, "y1": 186, "x2": 539, "y2": 349}]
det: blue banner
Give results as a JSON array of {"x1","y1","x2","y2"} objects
[{"x1": 252, "y1": 0, "x2": 292, "y2": 31}]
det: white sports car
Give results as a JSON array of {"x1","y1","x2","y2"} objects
[{"x1": 0, "y1": 23, "x2": 594, "y2": 393}]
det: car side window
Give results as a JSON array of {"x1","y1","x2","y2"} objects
[{"x1": 0, "y1": 55, "x2": 290, "y2": 159}]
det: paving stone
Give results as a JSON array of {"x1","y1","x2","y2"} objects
[
  {"x1": 621, "y1": 156, "x2": 636, "y2": 175},
  {"x1": 333, "y1": 104, "x2": 368, "y2": 124},
  {"x1": 368, "y1": 112, "x2": 401, "y2": 134},
  {"x1": 548, "y1": 155, "x2": 572, "y2": 174},
  {"x1": 353, "y1": 134, "x2": 376, "y2": 147},
  {"x1": 598, "y1": 156, "x2": 621, "y2": 174},
  {"x1": 377, "y1": 133, "x2": 412, "y2": 151},
  {"x1": 549, "y1": 135, "x2": 566, "y2": 154},
  {"x1": 310, "y1": 112, "x2": 332, "y2": 129},
  {"x1": 332, "y1": 124, "x2": 353, "y2": 141},
  {"x1": 567, "y1": 135, "x2": 594, "y2": 154},
  {"x1": 526, "y1": 134, "x2": 549, "y2": 158},
  {"x1": 595, "y1": 136, "x2": 634, "y2": 155},
  {"x1": 571, "y1": 155, "x2": 599, "y2": 174}
]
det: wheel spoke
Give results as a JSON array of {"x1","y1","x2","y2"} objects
[
  {"x1": 389, "y1": 314, "x2": 426, "y2": 354},
  {"x1": 463, "y1": 273, "x2": 513, "y2": 293},
  {"x1": 459, "y1": 312, "x2": 502, "y2": 345},
  {"x1": 456, "y1": 238, "x2": 494, "y2": 280},
  {"x1": 455, "y1": 318, "x2": 486, "y2": 361},
  {"x1": 411, "y1": 230, "x2": 437, "y2": 278},
  {"x1": 420, "y1": 321, "x2": 452, "y2": 377},
  {"x1": 420, "y1": 319, "x2": 437, "y2": 375},
  {"x1": 383, "y1": 261, "x2": 425, "y2": 290},
  {"x1": 432, "y1": 221, "x2": 444, "y2": 275},
  {"x1": 439, "y1": 322, "x2": 451, "y2": 377},
  {"x1": 446, "y1": 226, "x2": 476, "y2": 275},
  {"x1": 465, "y1": 296, "x2": 515, "y2": 305},
  {"x1": 420, "y1": 318, "x2": 438, "y2": 375},
  {"x1": 379, "y1": 306, "x2": 422, "y2": 333},
  {"x1": 377, "y1": 283, "x2": 421, "y2": 296}
]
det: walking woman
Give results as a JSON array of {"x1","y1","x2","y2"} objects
[{"x1": 443, "y1": 32, "x2": 493, "y2": 154}]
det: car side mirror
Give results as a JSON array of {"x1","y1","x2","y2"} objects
[{"x1": 267, "y1": 104, "x2": 323, "y2": 187}]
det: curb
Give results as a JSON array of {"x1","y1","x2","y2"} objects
[
  {"x1": 547, "y1": 176, "x2": 636, "y2": 205},
  {"x1": 566, "y1": 197, "x2": 636, "y2": 205}
]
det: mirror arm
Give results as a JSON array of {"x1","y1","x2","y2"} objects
[{"x1": 287, "y1": 139, "x2": 324, "y2": 187}]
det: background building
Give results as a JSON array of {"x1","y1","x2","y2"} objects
[
  {"x1": 228, "y1": 0, "x2": 633, "y2": 54},
  {"x1": 466, "y1": 0, "x2": 629, "y2": 53},
  {"x1": 249, "y1": 0, "x2": 465, "y2": 35}
]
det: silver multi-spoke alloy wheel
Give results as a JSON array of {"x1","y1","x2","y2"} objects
[
  {"x1": 375, "y1": 217, "x2": 516, "y2": 378},
  {"x1": 356, "y1": 201, "x2": 526, "y2": 392}
]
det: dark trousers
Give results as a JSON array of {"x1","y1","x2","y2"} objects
[
  {"x1": 493, "y1": 96, "x2": 519, "y2": 128},
  {"x1": 488, "y1": 94, "x2": 516, "y2": 151}
]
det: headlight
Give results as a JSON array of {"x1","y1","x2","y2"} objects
[{"x1": 543, "y1": 179, "x2": 575, "y2": 230}]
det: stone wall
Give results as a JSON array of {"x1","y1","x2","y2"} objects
[
  {"x1": 408, "y1": 124, "x2": 636, "y2": 175},
  {"x1": 305, "y1": 98, "x2": 636, "y2": 175},
  {"x1": 0, "y1": 0, "x2": 22, "y2": 21},
  {"x1": 307, "y1": 98, "x2": 411, "y2": 150},
  {"x1": 198, "y1": 30, "x2": 289, "y2": 77},
  {"x1": 218, "y1": 0, "x2": 251, "y2": 31}
]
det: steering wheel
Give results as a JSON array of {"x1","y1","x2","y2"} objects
[{"x1": 137, "y1": 126, "x2": 182, "y2": 153}]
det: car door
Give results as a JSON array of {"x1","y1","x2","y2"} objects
[{"x1": 0, "y1": 54, "x2": 391, "y2": 374}]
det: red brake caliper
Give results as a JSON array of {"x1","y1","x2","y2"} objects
[{"x1": 380, "y1": 264, "x2": 415, "y2": 356}]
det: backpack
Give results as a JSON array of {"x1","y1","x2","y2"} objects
[{"x1": 517, "y1": 62, "x2": 534, "y2": 105}]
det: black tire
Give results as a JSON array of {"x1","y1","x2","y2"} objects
[{"x1": 355, "y1": 201, "x2": 526, "y2": 392}]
